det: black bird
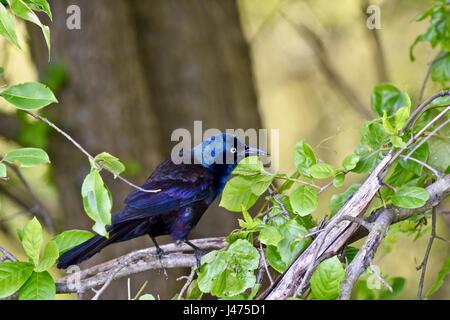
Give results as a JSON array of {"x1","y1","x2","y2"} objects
[{"x1": 57, "y1": 133, "x2": 264, "y2": 269}]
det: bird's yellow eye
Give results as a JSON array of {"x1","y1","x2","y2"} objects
[{"x1": 230, "y1": 147, "x2": 237, "y2": 154}]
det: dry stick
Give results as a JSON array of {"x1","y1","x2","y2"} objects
[
  {"x1": 338, "y1": 209, "x2": 395, "y2": 300},
  {"x1": 280, "y1": 12, "x2": 372, "y2": 119},
  {"x1": 4, "y1": 162, "x2": 55, "y2": 233},
  {"x1": 406, "y1": 118, "x2": 450, "y2": 160},
  {"x1": 0, "y1": 246, "x2": 17, "y2": 262},
  {"x1": 398, "y1": 155, "x2": 443, "y2": 178},
  {"x1": 259, "y1": 243, "x2": 274, "y2": 286},
  {"x1": 56, "y1": 237, "x2": 226, "y2": 294},
  {"x1": 266, "y1": 94, "x2": 450, "y2": 299},
  {"x1": 417, "y1": 208, "x2": 437, "y2": 300},
  {"x1": 177, "y1": 268, "x2": 196, "y2": 300},
  {"x1": 369, "y1": 265, "x2": 393, "y2": 293},
  {"x1": 24, "y1": 111, "x2": 160, "y2": 194},
  {"x1": 403, "y1": 90, "x2": 450, "y2": 134}
]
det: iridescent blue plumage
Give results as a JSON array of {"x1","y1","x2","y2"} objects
[{"x1": 57, "y1": 133, "x2": 263, "y2": 269}]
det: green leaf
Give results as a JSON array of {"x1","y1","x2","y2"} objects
[
  {"x1": 391, "y1": 186, "x2": 429, "y2": 209},
  {"x1": 371, "y1": 84, "x2": 411, "y2": 117},
  {"x1": 294, "y1": 140, "x2": 317, "y2": 178},
  {"x1": 94, "y1": 152, "x2": 125, "y2": 177},
  {"x1": 258, "y1": 225, "x2": 283, "y2": 246},
  {"x1": 81, "y1": 170, "x2": 112, "y2": 237},
  {"x1": 426, "y1": 256, "x2": 450, "y2": 297},
  {"x1": 353, "y1": 147, "x2": 383, "y2": 174},
  {"x1": 399, "y1": 143, "x2": 429, "y2": 176},
  {"x1": 233, "y1": 156, "x2": 266, "y2": 176},
  {"x1": 21, "y1": 217, "x2": 43, "y2": 266},
  {"x1": 428, "y1": 137, "x2": 450, "y2": 172},
  {"x1": 138, "y1": 294, "x2": 156, "y2": 300},
  {"x1": 290, "y1": 185, "x2": 318, "y2": 216},
  {"x1": 35, "y1": 240, "x2": 58, "y2": 272},
  {"x1": 23, "y1": 0, "x2": 52, "y2": 20},
  {"x1": 310, "y1": 256, "x2": 345, "y2": 300},
  {"x1": 52, "y1": 230, "x2": 94, "y2": 255},
  {"x1": 18, "y1": 271, "x2": 55, "y2": 300},
  {"x1": 330, "y1": 184, "x2": 361, "y2": 215},
  {"x1": 266, "y1": 219, "x2": 311, "y2": 273},
  {"x1": 333, "y1": 173, "x2": 345, "y2": 187},
  {"x1": 342, "y1": 154, "x2": 360, "y2": 171},
  {"x1": 309, "y1": 163, "x2": 335, "y2": 179},
  {"x1": 343, "y1": 246, "x2": 359, "y2": 263},
  {"x1": 0, "y1": 2, "x2": 20, "y2": 48},
  {"x1": 382, "y1": 112, "x2": 396, "y2": 135},
  {"x1": 390, "y1": 135, "x2": 406, "y2": 148},
  {"x1": 431, "y1": 53, "x2": 450, "y2": 83},
  {"x1": 431, "y1": 95, "x2": 450, "y2": 107},
  {"x1": 3, "y1": 148, "x2": 50, "y2": 167},
  {"x1": 197, "y1": 239, "x2": 259, "y2": 298},
  {"x1": 10, "y1": 0, "x2": 50, "y2": 55},
  {"x1": 0, "y1": 163, "x2": 6, "y2": 178},
  {"x1": 220, "y1": 176, "x2": 258, "y2": 212},
  {"x1": 379, "y1": 277, "x2": 406, "y2": 300},
  {"x1": 186, "y1": 279, "x2": 203, "y2": 300},
  {"x1": 0, "y1": 262, "x2": 34, "y2": 298},
  {"x1": 1, "y1": 82, "x2": 57, "y2": 110},
  {"x1": 394, "y1": 107, "x2": 410, "y2": 129},
  {"x1": 360, "y1": 121, "x2": 389, "y2": 149},
  {"x1": 250, "y1": 174, "x2": 274, "y2": 196}
]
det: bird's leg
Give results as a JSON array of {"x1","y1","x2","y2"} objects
[
  {"x1": 184, "y1": 240, "x2": 205, "y2": 268},
  {"x1": 149, "y1": 236, "x2": 165, "y2": 260}
]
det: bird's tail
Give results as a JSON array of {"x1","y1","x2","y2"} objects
[{"x1": 57, "y1": 220, "x2": 142, "y2": 269}]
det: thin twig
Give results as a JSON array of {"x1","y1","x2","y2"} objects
[
  {"x1": 406, "y1": 118, "x2": 450, "y2": 159},
  {"x1": 417, "y1": 208, "x2": 437, "y2": 300},
  {"x1": 369, "y1": 265, "x2": 393, "y2": 293},
  {"x1": 402, "y1": 90, "x2": 450, "y2": 134},
  {"x1": 177, "y1": 268, "x2": 196, "y2": 300},
  {"x1": 399, "y1": 155, "x2": 443, "y2": 178},
  {"x1": 24, "y1": 111, "x2": 160, "y2": 194},
  {"x1": 0, "y1": 246, "x2": 17, "y2": 262},
  {"x1": 280, "y1": 12, "x2": 372, "y2": 119},
  {"x1": 259, "y1": 243, "x2": 274, "y2": 286},
  {"x1": 4, "y1": 162, "x2": 55, "y2": 233}
]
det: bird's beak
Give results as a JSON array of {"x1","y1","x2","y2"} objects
[{"x1": 244, "y1": 146, "x2": 267, "y2": 157}]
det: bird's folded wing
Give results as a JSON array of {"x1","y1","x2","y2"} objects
[{"x1": 112, "y1": 162, "x2": 215, "y2": 224}]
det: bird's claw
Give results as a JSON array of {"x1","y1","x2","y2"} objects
[{"x1": 194, "y1": 249, "x2": 205, "y2": 269}]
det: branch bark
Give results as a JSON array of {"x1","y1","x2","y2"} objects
[{"x1": 56, "y1": 237, "x2": 226, "y2": 294}]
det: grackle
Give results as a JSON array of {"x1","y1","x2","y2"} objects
[{"x1": 57, "y1": 133, "x2": 264, "y2": 269}]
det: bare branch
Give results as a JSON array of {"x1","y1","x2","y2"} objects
[
  {"x1": 177, "y1": 267, "x2": 196, "y2": 300},
  {"x1": 280, "y1": 12, "x2": 372, "y2": 119},
  {"x1": 56, "y1": 237, "x2": 226, "y2": 294},
  {"x1": 24, "y1": 111, "x2": 160, "y2": 194},
  {"x1": 417, "y1": 208, "x2": 437, "y2": 300},
  {"x1": 338, "y1": 209, "x2": 395, "y2": 300},
  {"x1": 0, "y1": 246, "x2": 17, "y2": 262}
]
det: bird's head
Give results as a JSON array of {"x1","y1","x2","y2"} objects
[{"x1": 192, "y1": 133, "x2": 265, "y2": 173}]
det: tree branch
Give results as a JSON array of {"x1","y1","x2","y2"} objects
[
  {"x1": 24, "y1": 111, "x2": 160, "y2": 194},
  {"x1": 338, "y1": 208, "x2": 395, "y2": 299},
  {"x1": 56, "y1": 237, "x2": 226, "y2": 294}
]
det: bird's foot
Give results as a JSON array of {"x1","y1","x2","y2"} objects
[
  {"x1": 156, "y1": 247, "x2": 166, "y2": 261},
  {"x1": 194, "y1": 249, "x2": 205, "y2": 269}
]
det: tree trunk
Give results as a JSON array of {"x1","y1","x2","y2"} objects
[
  {"x1": 29, "y1": 0, "x2": 261, "y2": 299},
  {"x1": 28, "y1": 0, "x2": 163, "y2": 299}
]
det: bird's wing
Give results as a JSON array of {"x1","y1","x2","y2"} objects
[{"x1": 112, "y1": 160, "x2": 216, "y2": 224}]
